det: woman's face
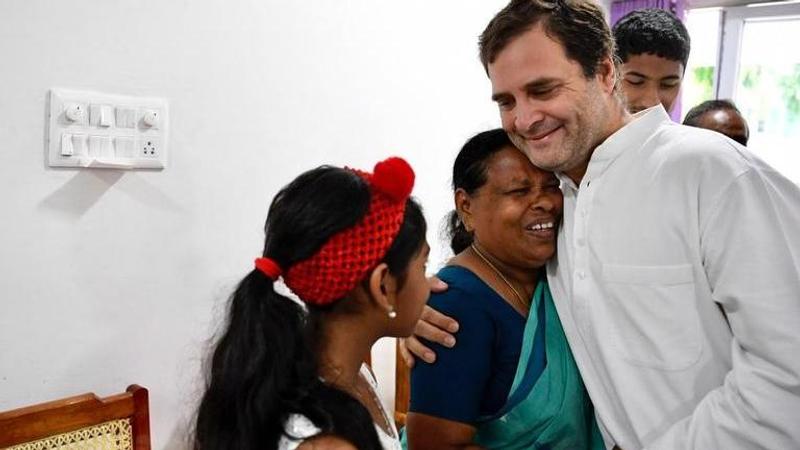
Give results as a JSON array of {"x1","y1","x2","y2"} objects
[{"x1": 463, "y1": 147, "x2": 563, "y2": 269}]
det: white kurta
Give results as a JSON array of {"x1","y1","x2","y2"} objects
[{"x1": 547, "y1": 105, "x2": 800, "y2": 450}]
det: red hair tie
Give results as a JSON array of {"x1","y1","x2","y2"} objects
[
  {"x1": 283, "y1": 156, "x2": 415, "y2": 305},
  {"x1": 254, "y1": 257, "x2": 282, "y2": 280}
]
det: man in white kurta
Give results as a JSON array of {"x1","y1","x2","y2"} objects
[
  {"x1": 548, "y1": 104, "x2": 800, "y2": 449},
  {"x1": 406, "y1": 1, "x2": 800, "y2": 448},
  {"x1": 480, "y1": 0, "x2": 800, "y2": 445}
]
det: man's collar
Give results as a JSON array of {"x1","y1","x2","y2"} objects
[
  {"x1": 591, "y1": 105, "x2": 669, "y2": 164},
  {"x1": 557, "y1": 105, "x2": 671, "y2": 189}
]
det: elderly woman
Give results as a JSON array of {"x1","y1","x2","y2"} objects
[{"x1": 405, "y1": 130, "x2": 602, "y2": 449}]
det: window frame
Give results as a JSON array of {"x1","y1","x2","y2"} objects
[{"x1": 716, "y1": 1, "x2": 800, "y2": 99}]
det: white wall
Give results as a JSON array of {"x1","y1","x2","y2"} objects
[{"x1": 0, "y1": 1, "x2": 508, "y2": 447}]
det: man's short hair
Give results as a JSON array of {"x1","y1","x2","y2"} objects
[
  {"x1": 479, "y1": 0, "x2": 616, "y2": 79},
  {"x1": 682, "y1": 99, "x2": 742, "y2": 127},
  {"x1": 613, "y1": 8, "x2": 691, "y2": 69}
]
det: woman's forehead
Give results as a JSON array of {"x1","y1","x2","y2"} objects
[{"x1": 485, "y1": 149, "x2": 555, "y2": 182}]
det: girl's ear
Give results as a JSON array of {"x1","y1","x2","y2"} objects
[
  {"x1": 455, "y1": 188, "x2": 475, "y2": 232},
  {"x1": 368, "y1": 262, "x2": 397, "y2": 316}
]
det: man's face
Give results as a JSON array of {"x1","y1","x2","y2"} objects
[
  {"x1": 621, "y1": 53, "x2": 684, "y2": 114},
  {"x1": 488, "y1": 24, "x2": 613, "y2": 183}
]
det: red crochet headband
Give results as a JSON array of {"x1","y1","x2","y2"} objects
[{"x1": 255, "y1": 157, "x2": 415, "y2": 305}]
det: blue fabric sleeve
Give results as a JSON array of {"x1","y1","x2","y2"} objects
[{"x1": 409, "y1": 282, "x2": 495, "y2": 425}]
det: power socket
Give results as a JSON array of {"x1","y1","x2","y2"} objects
[{"x1": 141, "y1": 137, "x2": 162, "y2": 158}]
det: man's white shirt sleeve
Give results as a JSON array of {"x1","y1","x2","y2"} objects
[{"x1": 547, "y1": 106, "x2": 800, "y2": 450}]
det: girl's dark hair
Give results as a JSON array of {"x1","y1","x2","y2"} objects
[
  {"x1": 194, "y1": 166, "x2": 426, "y2": 450},
  {"x1": 448, "y1": 129, "x2": 513, "y2": 254}
]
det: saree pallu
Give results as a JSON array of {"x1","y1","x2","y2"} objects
[{"x1": 473, "y1": 281, "x2": 604, "y2": 450}]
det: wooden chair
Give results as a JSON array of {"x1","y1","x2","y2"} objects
[
  {"x1": 0, "y1": 385, "x2": 150, "y2": 450},
  {"x1": 364, "y1": 341, "x2": 411, "y2": 429},
  {"x1": 394, "y1": 339, "x2": 411, "y2": 428}
]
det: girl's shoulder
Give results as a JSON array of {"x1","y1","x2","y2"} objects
[
  {"x1": 281, "y1": 414, "x2": 361, "y2": 450},
  {"x1": 278, "y1": 414, "x2": 322, "y2": 450}
]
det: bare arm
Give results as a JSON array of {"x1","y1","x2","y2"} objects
[
  {"x1": 398, "y1": 276, "x2": 460, "y2": 367},
  {"x1": 406, "y1": 412, "x2": 484, "y2": 450}
]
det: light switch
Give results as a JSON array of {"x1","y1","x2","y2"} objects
[
  {"x1": 88, "y1": 136, "x2": 101, "y2": 157},
  {"x1": 72, "y1": 134, "x2": 88, "y2": 156},
  {"x1": 115, "y1": 107, "x2": 136, "y2": 128},
  {"x1": 100, "y1": 105, "x2": 113, "y2": 127},
  {"x1": 115, "y1": 136, "x2": 135, "y2": 158},
  {"x1": 88, "y1": 136, "x2": 113, "y2": 158},
  {"x1": 61, "y1": 133, "x2": 73, "y2": 156},
  {"x1": 89, "y1": 104, "x2": 114, "y2": 127},
  {"x1": 89, "y1": 105, "x2": 101, "y2": 126},
  {"x1": 102, "y1": 136, "x2": 114, "y2": 157}
]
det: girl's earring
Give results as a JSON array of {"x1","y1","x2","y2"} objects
[{"x1": 388, "y1": 308, "x2": 397, "y2": 319}]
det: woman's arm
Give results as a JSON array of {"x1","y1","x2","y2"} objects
[
  {"x1": 406, "y1": 278, "x2": 495, "y2": 450},
  {"x1": 406, "y1": 413, "x2": 484, "y2": 450}
]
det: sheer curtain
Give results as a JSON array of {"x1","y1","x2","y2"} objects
[{"x1": 610, "y1": 0, "x2": 686, "y2": 24}]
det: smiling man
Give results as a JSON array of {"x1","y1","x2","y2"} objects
[
  {"x1": 613, "y1": 8, "x2": 690, "y2": 114},
  {"x1": 405, "y1": 0, "x2": 800, "y2": 449}
]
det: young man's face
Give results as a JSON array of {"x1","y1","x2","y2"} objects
[
  {"x1": 621, "y1": 53, "x2": 684, "y2": 114},
  {"x1": 487, "y1": 24, "x2": 614, "y2": 183}
]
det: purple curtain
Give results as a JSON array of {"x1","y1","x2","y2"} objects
[
  {"x1": 610, "y1": 0, "x2": 687, "y2": 121},
  {"x1": 610, "y1": 0, "x2": 685, "y2": 25}
]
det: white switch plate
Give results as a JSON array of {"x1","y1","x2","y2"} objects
[{"x1": 47, "y1": 88, "x2": 169, "y2": 169}]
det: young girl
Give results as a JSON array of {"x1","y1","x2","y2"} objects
[{"x1": 194, "y1": 157, "x2": 429, "y2": 450}]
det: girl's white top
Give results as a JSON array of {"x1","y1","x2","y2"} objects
[{"x1": 278, "y1": 364, "x2": 401, "y2": 450}]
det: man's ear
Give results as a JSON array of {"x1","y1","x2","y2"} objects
[
  {"x1": 368, "y1": 262, "x2": 397, "y2": 315},
  {"x1": 596, "y1": 55, "x2": 617, "y2": 94},
  {"x1": 455, "y1": 188, "x2": 475, "y2": 232}
]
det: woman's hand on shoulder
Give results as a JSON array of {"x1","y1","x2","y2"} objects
[
  {"x1": 296, "y1": 435, "x2": 357, "y2": 450},
  {"x1": 399, "y1": 275, "x2": 460, "y2": 367}
]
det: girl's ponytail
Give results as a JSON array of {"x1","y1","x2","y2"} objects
[{"x1": 195, "y1": 270, "x2": 317, "y2": 448}]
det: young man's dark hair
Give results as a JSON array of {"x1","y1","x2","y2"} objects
[
  {"x1": 613, "y1": 8, "x2": 690, "y2": 69},
  {"x1": 683, "y1": 99, "x2": 750, "y2": 145},
  {"x1": 479, "y1": 0, "x2": 617, "y2": 79}
]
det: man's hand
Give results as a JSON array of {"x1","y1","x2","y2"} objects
[{"x1": 399, "y1": 275, "x2": 459, "y2": 368}]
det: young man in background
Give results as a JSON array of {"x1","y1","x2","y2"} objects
[
  {"x1": 613, "y1": 8, "x2": 690, "y2": 114},
  {"x1": 683, "y1": 99, "x2": 750, "y2": 145}
]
